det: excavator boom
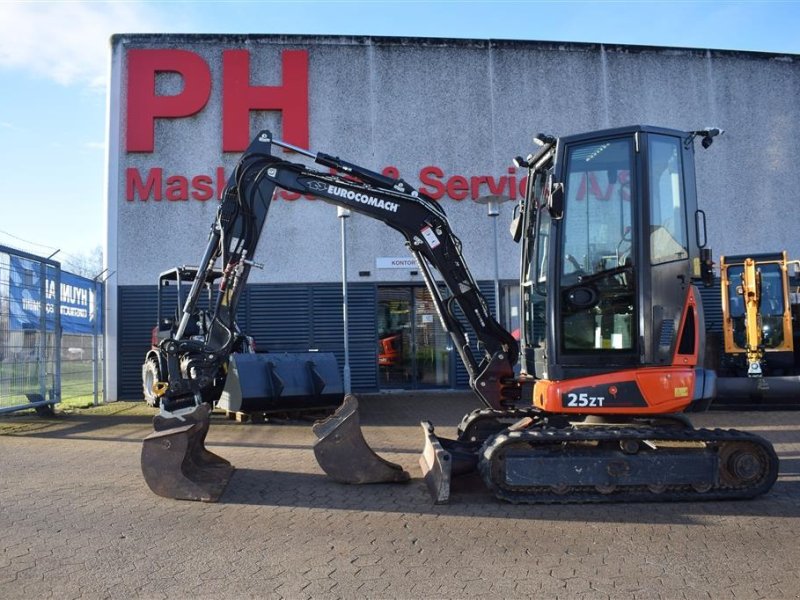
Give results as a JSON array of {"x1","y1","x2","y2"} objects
[{"x1": 141, "y1": 130, "x2": 519, "y2": 500}]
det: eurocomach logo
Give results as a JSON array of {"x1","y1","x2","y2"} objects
[{"x1": 123, "y1": 47, "x2": 529, "y2": 204}]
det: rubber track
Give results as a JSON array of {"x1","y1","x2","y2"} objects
[{"x1": 478, "y1": 424, "x2": 780, "y2": 504}]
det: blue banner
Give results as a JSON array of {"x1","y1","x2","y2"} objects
[{"x1": 8, "y1": 256, "x2": 103, "y2": 335}]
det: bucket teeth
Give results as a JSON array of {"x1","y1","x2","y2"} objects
[
  {"x1": 141, "y1": 403, "x2": 234, "y2": 502},
  {"x1": 312, "y1": 395, "x2": 410, "y2": 484}
]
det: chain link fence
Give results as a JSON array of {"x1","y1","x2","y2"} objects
[{"x1": 0, "y1": 244, "x2": 104, "y2": 414}]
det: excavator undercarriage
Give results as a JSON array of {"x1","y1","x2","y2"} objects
[
  {"x1": 140, "y1": 126, "x2": 780, "y2": 505},
  {"x1": 419, "y1": 402, "x2": 778, "y2": 504}
]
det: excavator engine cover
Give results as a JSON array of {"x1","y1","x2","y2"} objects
[
  {"x1": 218, "y1": 352, "x2": 343, "y2": 414},
  {"x1": 141, "y1": 403, "x2": 234, "y2": 502},
  {"x1": 312, "y1": 395, "x2": 410, "y2": 484}
]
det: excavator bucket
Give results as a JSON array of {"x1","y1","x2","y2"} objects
[
  {"x1": 141, "y1": 403, "x2": 234, "y2": 502},
  {"x1": 312, "y1": 395, "x2": 410, "y2": 484},
  {"x1": 218, "y1": 352, "x2": 344, "y2": 415}
]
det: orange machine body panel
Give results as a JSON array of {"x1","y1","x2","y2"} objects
[
  {"x1": 534, "y1": 286, "x2": 703, "y2": 415},
  {"x1": 533, "y1": 366, "x2": 697, "y2": 414}
]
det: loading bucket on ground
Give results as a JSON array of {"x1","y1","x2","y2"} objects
[{"x1": 217, "y1": 352, "x2": 344, "y2": 414}]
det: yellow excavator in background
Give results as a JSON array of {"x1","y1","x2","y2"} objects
[{"x1": 714, "y1": 251, "x2": 800, "y2": 405}]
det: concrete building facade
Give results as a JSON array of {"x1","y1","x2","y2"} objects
[{"x1": 106, "y1": 34, "x2": 800, "y2": 400}]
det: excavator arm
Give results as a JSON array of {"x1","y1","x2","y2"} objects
[
  {"x1": 247, "y1": 132, "x2": 519, "y2": 406},
  {"x1": 142, "y1": 130, "x2": 520, "y2": 500},
  {"x1": 157, "y1": 131, "x2": 519, "y2": 415}
]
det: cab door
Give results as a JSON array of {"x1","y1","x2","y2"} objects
[
  {"x1": 550, "y1": 133, "x2": 640, "y2": 380},
  {"x1": 643, "y1": 132, "x2": 697, "y2": 366}
]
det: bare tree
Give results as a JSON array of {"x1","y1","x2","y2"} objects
[{"x1": 63, "y1": 245, "x2": 104, "y2": 279}]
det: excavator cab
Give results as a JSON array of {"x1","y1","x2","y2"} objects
[{"x1": 519, "y1": 126, "x2": 717, "y2": 415}]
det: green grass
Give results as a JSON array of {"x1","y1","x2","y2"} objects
[
  {"x1": 60, "y1": 395, "x2": 100, "y2": 409},
  {"x1": 1, "y1": 359, "x2": 104, "y2": 411}
]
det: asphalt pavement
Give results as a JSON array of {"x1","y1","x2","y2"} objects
[{"x1": 1, "y1": 392, "x2": 799, "y2": 599}]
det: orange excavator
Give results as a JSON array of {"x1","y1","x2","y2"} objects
[{"x1": 141, "y1": 125, "x2": 778, "y2": 504}]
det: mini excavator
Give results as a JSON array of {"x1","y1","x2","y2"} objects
[
  {"x1": 713, "y1": 251, "x2": 800, "y2": 405},
  {"x1": 141, "y1": 126, "x2": 779, "y2": 504}
]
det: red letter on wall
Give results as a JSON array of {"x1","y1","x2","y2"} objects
[
  {"x1": 126, "y1": 49, "x2": 211, "y2": 152},
  {"x1": 222, "y1": 49, "x2": 309, "y2": 152}
]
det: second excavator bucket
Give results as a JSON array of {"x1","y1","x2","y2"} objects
[
  {"x1": 312, "y1": 395, "x2": 410, "y2": 484},
  {"x1": 141, "y1": 403, "x2": 234, "y2": 502}
]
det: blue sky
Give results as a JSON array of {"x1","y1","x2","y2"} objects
[{"x1": 0, "y1": 0, "x2": 798, "y2": 271}]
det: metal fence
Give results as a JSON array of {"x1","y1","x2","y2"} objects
[{"x1": 0, "y1": 244, "x2": 104, "y2": 414}]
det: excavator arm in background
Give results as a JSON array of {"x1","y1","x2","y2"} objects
[
  {"x1": 720, "y1": 252, "x2": 798, "y2": 377},
  {"x1": 141, "y1": 130, "x2": 520, "y2": 501}
]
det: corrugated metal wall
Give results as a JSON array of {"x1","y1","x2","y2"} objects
[
  {"x1": 118, "y1": 285, "x2": 156, "y2": 398},
  {"x1": 118, "y1": 282, "x2": 380, "y2": 399},
  {"x1": 118, "y1": 279, "x2": 733, "y2": 400},
  {"x1": 117, "y1": 280, "x2": 502, "y2": 399},
  {"x1": 454, "y1": 281, "x2": 497, "y2": 388}
]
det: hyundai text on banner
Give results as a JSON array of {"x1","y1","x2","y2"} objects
[{"x1": 9, "y1": 256, "x2": 102, "y2": 335}]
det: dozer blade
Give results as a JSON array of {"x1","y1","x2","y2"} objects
[
  {"x1": 312, "y1": 394, "x2": 410, "y2": 484},
  {"x1": 419, "y1": 421, "x2": 482, "y2": 504},
  {"x1": 419, "y1": 421, "x2": 452, "y2": 504},
  {"x1": 141, "y1": 403, "x2": 234, "y2": 502}
]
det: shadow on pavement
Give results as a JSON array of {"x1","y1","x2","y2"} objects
[
  {"x1": 5, "y1": 394, "x2": 798, "y2": 523},
  {"x1": 220, "y1": 467, "x2": 800, "y2": 523}
]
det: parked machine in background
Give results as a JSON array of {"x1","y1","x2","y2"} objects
[
  {"x1": 142, "y1": 266, "x2": 250, "y2": 407},
  {"x1": 139, "y1": 126, "x2": 779, "y2": 505},
  {"x1": 710, "y1": 251, "x2": 800, "y2": 407},
  {"x1": 141, "y1": 266, "x2": 343, "y2": 417}
]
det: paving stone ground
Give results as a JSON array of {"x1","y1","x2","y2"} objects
[{"x1": 1, "y1": 392, "x2": 799, "y2": 599}]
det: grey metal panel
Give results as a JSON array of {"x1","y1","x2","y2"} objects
[
  {"x1": 118, "y1": 285, "x2": 156, "y2": 399},
  {"x1": 698, "y1": 280, "x2": 723, "y2": 333},
  {"x1": 347, "y1": 284, "x2": 379, "y2": 392},
  {"x1": 308, "y1": 283, "x2": 378, "y2": 392},
  {"x1": 246, "y1": 285, "x2": 312, "y2": 352},
  {"x1": 244, "y1": 282, "x2": 378, "y2": 390},
  {"x1": 310, "y1": 284, "x2": 343, "y2": 351}
]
